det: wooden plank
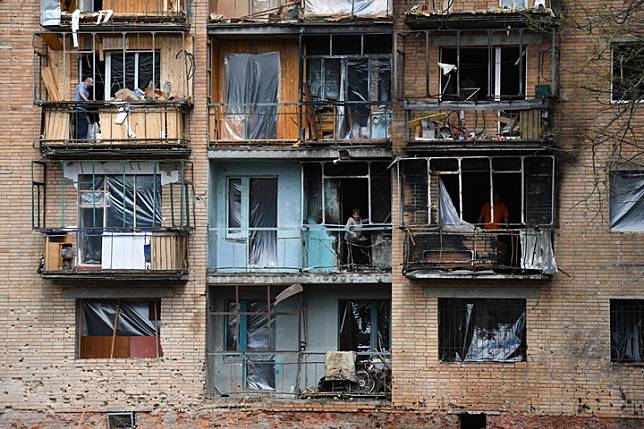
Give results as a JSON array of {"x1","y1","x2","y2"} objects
[
  {"x1": 80, "y1": 336, "x2": 130, "y2": 358},
  {"x1": 45, "y1": 111, "x2": 70, "y2": 141},
  {"x1": 41, "y1": 33, "x2": 63, "y2": 50},
  {"x1": 41, "y1": 67, "x2": 61, "y2": 102}
]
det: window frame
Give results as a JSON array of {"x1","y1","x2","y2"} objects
[
  {"x1": 337, "y1": 299, "x2": 391, "y2": 353},
  {"x1": 610, "y1": 299, "x2": 644, "y2": 364},
  {"x1": 610, "y1": 42, "x2": 644, "y2": 104},
  {"x1": 609, "y1": 169, "x2": 644, "y2": 233},
  {"x1": 224, "y1": 175, "x2": 279, "y2": 239},
  {"x1": 104, "y1": 50, "x2": 161, "y2": 100}
]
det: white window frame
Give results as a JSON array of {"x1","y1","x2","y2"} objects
[{"x1": 104, "y1": 51, "x2": 159, "y2": 101}]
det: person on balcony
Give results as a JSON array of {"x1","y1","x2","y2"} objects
[
  {"x1": 478, "y1": 194, "x2": 514, "y2": 267},
  {"x1": 345, "y1": 208, "x2": 369, "y2": 269},
  {"x1": 73, "y1": 77, "x2": 94, "y2": 140},
  {"x1": 478, "y1": 194, "x2": 509, "y2": 230}
]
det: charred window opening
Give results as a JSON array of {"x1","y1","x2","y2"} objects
[
  {"x1": 303, "y1": 161, "x2": 391, "y2": 226},
  {"x1": 609, "y1": 170, "x2": 644, "y2": 232},
  {"x1": 78, "y1": 299, "x2": 162, "y2": 359},
  {"x1": 612, "y1": 43, "x2": 644, "y2": 102},
  {"x1": 400, "y1": 156, "x2": 554, "y2": 228},
  {"x1": 439, "y1": 299, "x2": 526, "y2": 362},
  {"x1": 440, "y1": 46, "x2": 526, "y2": 101},
  {"x1": 339, "y1": 300, "x2": 390, "y2": 353},
  {"x1": 460, "y1": 413, "x2": 487, "y2": 429},
  {"x1": 611, "y1": 300, "x2": 644, "y2": 363}
]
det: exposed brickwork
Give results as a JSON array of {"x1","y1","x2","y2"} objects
[{"x1": 0, "y1": 0, "x2": 642, "y2": 426}]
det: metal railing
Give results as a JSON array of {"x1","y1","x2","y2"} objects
[
  {"x1": 404, "y1": 226, "x2": 555, "y2": 274},
  {"x1": 208, "y1": 101, "x2": 391, "y2": 145},
  {"x1": 405, "y1": 106, "x2": 549, "y2": 144},
  {"x1": 58, "y1": 0, "x2": 190, "y2": 23},
  {"x1": 42, "y1": 229, "x2": 188, "y2": 274},
  {"x1": 208, "y1": 225, "x2": 391, "y2": 273},
  {"x1": 407, "y1": 0, "x2": 556, "y2": 15},
  {"x1": 40, "y1": 102, "x2": 188, "y2": 147},
  {"x1": 208, "y1": 350, "x2": 391, "y2": 398}
]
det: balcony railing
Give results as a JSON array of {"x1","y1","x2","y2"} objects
[
  {"x1": 208, "y1": 225, "x2": 391, "y2": 273},
  {"x1": 208, "y1": 102, "x2": 391, "y2": 145},
  {"x1": 43, "y1": 0, "x2": 190, "y2": 26},
  {"x1": 407, "y1": 0, "x2": 557, "y2": 17},
  {"x1": 42, "y1": 229, "x2": 188, "y2": 278},
  {"x1": 403, "y1": 227, "x2": 556, "y2": 277},
  {"x1": 208, "y1": 351, "x2": 391, "y2": 398},
  {"x1": 40, "y1": 102, "x2": 188, "y2": 150},
  {"x1": 405, "y1": 104, "x2": 550, "y2": 144}
]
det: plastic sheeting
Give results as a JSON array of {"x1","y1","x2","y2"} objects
[
  {"x1": 41, "y1": 0, "x2": 61, "y2": 25},
  {"x1": 439, "y1": 178, "x2": 474, "y2": 230},
  {"x1": 440, "y1": 299, "x2": 526, "y2": 363},
  {"x1": 520, "y1": 228, "x2": 557, "y2": 274},
  {"x1": 81, "y1": 301, "x2": 158, "y2": 336},
  {"x1": 304, "y1": 0, "x2": 391, "y2": 17},
  {"x1": 249, "y1": 178, "x2": 277, "y2": 267},
  {"x1": 223, "y1": 53, "x2": 280, "y2": 141},
  {"x1": 103, "y1": 175, "x2": 162, "y2": 229},
  {"x1": 610, "y1": 171, "x2": 644, "y2": 232}
]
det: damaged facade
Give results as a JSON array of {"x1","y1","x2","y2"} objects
[{"x1": 0, "y1": 0, "x2": 643, "y2": 427}]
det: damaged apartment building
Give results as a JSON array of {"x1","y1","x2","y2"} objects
[{"x1": 0, "y1": 0, "x2": 643, "y2": 427}]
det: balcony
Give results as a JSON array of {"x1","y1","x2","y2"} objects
[
  {"x1": 32, "y1": 159, "x2": 194, "y2": 283},
  {"x1": 405, "y1": 0, "x2": 558, "y2": 29},
  {"x1": 208, "y1": 101, "x2": 391, "y2": 146},
  {"x1": 208, "y1": 226, "x2": 391, "y2": 283},
  {"x1": 404, "y1": 102, "x2": 551, "y2": 147},
  {"x1": 41, "y1": 0, "x2": 190, "y2": 28},
  {"x1": 208, "y1": 0, "x2": 391, "y2": 23},
  {"x1": 40, "y1": 102, "x2": 189, "y2": 158},
  {"x1": 403, "y1": 227, "x2": 556, "y2": 279},
  {"x1": 42, "y1": 230, "x2": 188, "y2": 280}
]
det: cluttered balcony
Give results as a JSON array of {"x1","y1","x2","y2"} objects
[
  {"x1": 398, "y1": 156, "x2": 557, "y2": 279},
  {"x1": 41, "y1": 0, "x2": 190, "y2": 28},
  {"x1": 207, "y1": 284, "x2": 391, "y2": 399},
  {"x1": 395, "y1": 22, "x2": 558, "y2": 149},
  {"x1": 208, "y1": 34, "x2": 391, "y2": 148},
  {"x1": 405, "y1": 0, "x2": 558, "y2": 29},
  {"x1": 208, "y1": 0, "x2": 391, "y2": 24},
  {"x1": 34, "y1": 31, "x2": 194, "y2": 158},
  {"x1": 32, "y1": 159, "x2": 194, "y2": 282}
]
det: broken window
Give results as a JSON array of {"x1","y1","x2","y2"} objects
[
  {"x1": 400, "y1": 156, "x2": 554, "y2": 227},
  {"x1": 439, "y1": 298, "x2": 526, "y2": 362},
  {"x1": 440, "y1": 46, "x2": 526, "y2": 101},
  {"x1": 78, "y1": 299, "x2": 162, "y2": 359},
  {"x1": 302, "y1": 161, "x2": 391, "y2": 225},
  {"x1": 305, "y1": 35, "x2": 392, "y2": 141},
  {"x1": 610, "y1": 170, "x2": 644, "y2": 232},
  {"x1": 225, "y1": 300, "x2": 276, "y2": 390},
  {"x1": 78, "y1": 174, "x2": 162, "y2": 265},
  {"x1": 612, "y1": 43, "x2": 644, "y2": 102},
  {"x1": 106, "y1": 51, "x2": 161, "y2": 99},
  {"x1": 225, "y1": 176, "x2": 278, "y2": 267},
  {"x1": 339, "y1": 300, "x2": 390, "y2": 353},
  {"x1": 611, "y1": 300, "x2": 644, "y2": 363},
  {"x1": 223, "y1": 52, "x2": 280, "y2": 140}
]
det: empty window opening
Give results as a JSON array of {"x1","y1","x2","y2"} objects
[
  {"x1": 78, "y1": 300, "x2": 162, "y2": 359},
  {"x1": 609, "y1": 170, "x2": 644, "y2": 232},
  {"x1": 107, "y1": 412, "x2": 135, "y2": 429},
  {"x1": 612, "y1": 43, "x2": 644, "y2": 102},
  {"x1": 460, "y1": 413, "x2": 487, "y2": 429},
  {"x1": 439, "y1": 299, "x2": 526, "y2": 362},
  {"x1": 611, "y1": 300, "x2": 644, "y2": 363},
  {"x1": 339, "y1": 300, "x2": 391, "y2": 354},
  {"x1": 440, "y1": 46, "x2": 526, "y2": 101}
]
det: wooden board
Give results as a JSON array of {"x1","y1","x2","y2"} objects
[
  {"x1": 151, "y1": 234, "x2": 185, "y2": 270},
  {"x1": 44, "y1": 111, "x2": 71, "y2": 142},
  {"x1": 41, "y1": 66, "x2": 62, "y2": 102},
  {"x1": 98, "y1": 108, "x2": 183, "y2": 143},
  {"x1": 80, "y1": 336, "x2": 130, "y2": 358}
]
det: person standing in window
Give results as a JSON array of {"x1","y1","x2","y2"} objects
[
  {"x1": 478, "y1": 194, "x2": 509, "y2": 230},
  {"x1": 345, "y1": 209, "x2": 369, "y2": 268},
  {"x1": 73, "y1": 77, "x2": 93, "y2": 140}
]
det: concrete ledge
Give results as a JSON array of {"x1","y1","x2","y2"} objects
[
  {"x1": 207, "y1": 271, "x2": 391, "y2": 285},
  {"x1": 208, "y1": 146, "x2": 392, "y2": 159},
  {"x1": 424, "y1": 287, "x2": 541, "y2": 299},
  {"x1": 63, "y1": 287, "x2": 176, "y2": 299}
]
